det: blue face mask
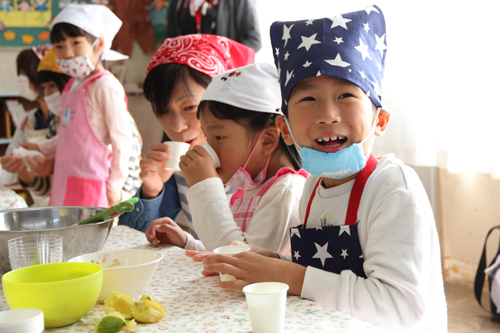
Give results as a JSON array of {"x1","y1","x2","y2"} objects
[{"x1": 285, "y1": 107, "x2": 381, "y2": 179}]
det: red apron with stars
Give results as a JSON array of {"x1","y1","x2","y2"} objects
[
  {"x1": 49, "y1": 71, "x2": 113, "y2": 207},
  {"x1": 290, "y1": 154, "x2": 378, "y2": 277},
  {"x1": 230, "y1": 168, "x2": 308, "y2": 232}
]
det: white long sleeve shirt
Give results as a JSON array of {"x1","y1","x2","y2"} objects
[
  {"x1": 297, "y1": 154, "x2": 447, "y2": 332},
  {"x1": 185, "y1": 172, "x2": 306, "y2": 255}
]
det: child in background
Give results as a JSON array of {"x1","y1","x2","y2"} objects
[
  {"x1": 118, "y1": 34, "x2": 254, "y2": 234},
  {"x1": 0, "y1": 45, "x2": 55, "y2": 206},
  {"x1": 38, "y1": 4, "x2": 137, "y2": 207},
  {"x1": 146, "y1": 63, "x2": 307, "y2": 254},
  {"x1": 196, "y1": 6, "x2": 447, "y2": 331}
]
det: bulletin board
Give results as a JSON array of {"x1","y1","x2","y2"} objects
[{"x1": 0, "y1": 0, "x2": 109, "y2": 46}]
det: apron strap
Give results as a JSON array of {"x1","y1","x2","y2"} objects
[
  {"x1": 81, "y1": 71, "x2": 111, "y2": 90},
  {"x1": 303, "y1": 178, "x2": 322, "y2": 229},
  {"x1": 303, "y1": 154, "x2": 378, "y2": 228},
  {"x1": 345, "y1": 154, "x2": 378, "y2": 226},
  {"x1": 230, "y1": 168, "x2": 308, "y2": 205}
]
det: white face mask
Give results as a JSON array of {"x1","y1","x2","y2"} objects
[
  {"x1": 57, "y1": 40, "x2": 98, "y2": 79},
  {"x1": 44, "y1": 91, "x2": 61, "y2": 116},
  {"x1": 17, "y1": 75, "x2": 38, "y2": 101}
]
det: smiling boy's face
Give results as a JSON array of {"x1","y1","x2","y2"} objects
[{"x1": 277, "y1": 75, "x2": 389, "y2": 157}]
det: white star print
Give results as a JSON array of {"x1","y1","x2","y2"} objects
[
  {"x1": 275, "y1": 48, "x2": 279, "y2": 56},
  {"x1": 315, "y1": 227, "x2": 323, "y2": 230},
  {"x1": 282, "y1": 24, "x2": 294, "y2": 47},
  {"x1": 297, "y1": 33, "x2": 321, "y2": 51},
  {"x1": 294, "y1": 250, "x2": 301, "y2": 261},
  {"x1": 324, "y1": 54, "x2": 350, "y2": 68},
  {"x1": 363, "y1": 23, "x2": 370, "y2": 33},
  {"x1": 329, "y1": 15, "x2": 351, "y2": 29},
  {"x1": 305, "y1": 19, "x2": 314, "y2": 26},
  {"x1": 339, "y1": 225, "x2": 351, "y2": 236},
  {"x1": 372, "y1": 80, "x2": 382, "y2": 96},
  {"x1": 285, "y1": 70, "x2": 294, "y2": 86},
  {"x1": 366, "y1": 90, "x2": 371, "y2": 98},
  {"x1": 340, "y1": 249, "x2": 348, "y2": 259},
  {"x1": 290, "y1": 227, "x2": 301, "y2": 238},
  {"x1": 375, "y1": 34, "x2": 387, "y2": 57},
  {"x1": 277, "y1": 62, "x2": 281, "y2": 79},
  {"x1": 359, "y1": 70, "x2": 366, "y2": 79},
  {"x1": 359, "y1": 254, "x2": 364, "y2": 259},
  {"x1": 364, "y1": 5, "x2": 380, "y2": 15},
  {"x1": 334, "y1": 37, "x2": 343, "y2": 44},
  {"x1": 316, "y1": 71, "x2": 321, "y2": 76},
  {"x1": 312, "y1": 242, "x2": 333, "y2": 267},
  {"x1": 284, "y1": 51, "x2": 290, "y2": 61},
  {"x1": 355, "y1": 37, "x2": 371, "y2": 61},
  {"x1": 302, "y1": 60, "x2": 312, "y2": 67}
]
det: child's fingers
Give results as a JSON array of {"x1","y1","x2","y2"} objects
[
  {"x1": 150, "y1": 143, "x2": 170, "y2": 152},
  {"x1": 219, "y1": 279, "x2": 249, "y2": 290},
  {"x1": 143, "y1": 151, "x2": 170, "y2": 163}
]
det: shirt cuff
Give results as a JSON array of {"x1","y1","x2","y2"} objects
[{"x1": 185, "y1": 232, "x2": 206, "y2": 251}]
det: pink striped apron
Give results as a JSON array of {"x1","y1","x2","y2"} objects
[
  {"x1": 49, "y1": 71, "x2": 112, "y2": 207},
  {"x1": 229, "y1": 168, "x2": 308, "y2": 232}
]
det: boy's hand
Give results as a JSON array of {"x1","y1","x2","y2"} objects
[
  {"x1": 201, "y1": 251, "x2": 306, "y2": 295},
  {"x1": 140, "y1": 143, "x2": 175, "y2": 199},
  {"x1": 146, "y1": 217, "x2": 187, "y2": 248},
  {"x1": 24, "y1": 155, "x2": 54, "y2": 177},
  {"x1": 185, "y1": 250, "x2": 219, "y2": 276},
  {"x1": 20, "y1": 142, "x2": 41, "y2": 152},
  {"x1": 179, "y1": 145, "x2": 218, "y2": 186}
]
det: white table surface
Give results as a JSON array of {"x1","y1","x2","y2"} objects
[{"x1": 0, "y1": 225, "x2": 387, "y2": 332}]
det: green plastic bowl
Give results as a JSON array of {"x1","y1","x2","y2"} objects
[{"x1": 2, "y1": 262, "x2": 103, "y2": 328}]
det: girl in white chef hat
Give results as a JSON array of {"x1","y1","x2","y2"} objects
[
  {"x1": 34, "y1": 4, "x2": 141, "y2": 207},
  {"x1": 146, "y1": 63, "x2": 308, "y2": 255}
]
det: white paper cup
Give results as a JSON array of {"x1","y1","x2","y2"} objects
[
  {"x1": 164, "y1": 141, "x2": 190, "y2": 171},
  {"x1": 213, "y1": 244, "x2": 250, "y2": 281},
  {"x1": 202, "y1": 143, "x2": 220, "y2": 168},
  {"x1": 243, "y1": 282, "x2": 289, "y2": 333},
  {"x1": 0, "y1": 308, "x2": 44, "y2": 333}
]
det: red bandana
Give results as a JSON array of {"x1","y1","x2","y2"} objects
[{"x1": 146, "y1": 34, "x2": 254, "y2": 77}]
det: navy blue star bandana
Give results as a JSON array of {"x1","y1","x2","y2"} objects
[{"x1": 270, "y1": 5, "x2": 387, "y2": 113}]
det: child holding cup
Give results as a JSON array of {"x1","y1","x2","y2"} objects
[
  {"x1": 146, "y1": 63, "x2": 308, "y2": 255},
  {"x1": 196, "y1": 6, "x2": 447, "y2": 331},
  {"x1": 118, "y1": 34, "x2": 255, "y2": 235}
]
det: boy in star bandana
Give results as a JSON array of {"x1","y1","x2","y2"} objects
[{"x1": 194, "y1": 5, "x2": 447, "y2": 331}]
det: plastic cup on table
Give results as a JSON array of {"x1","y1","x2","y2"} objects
[
  {"x1": 0, "y1": 308, "x2": 44, "y2": 333},
  {"x1": 8, "y1": 234, "x2": 63, "y2": 270},
  {"x1": 164, "y1": 141, "x2": 190, "y2": 171},
  {"x1": 243, "y1": 282, "x2": 289, "y2": 333},
  {"x1": 213, "y1": 244, "x2": 250, "y2": 281}
]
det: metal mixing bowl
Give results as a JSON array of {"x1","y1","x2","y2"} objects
[{"x1": 0, "y1": 207, "x2": 114, "y2": 274}]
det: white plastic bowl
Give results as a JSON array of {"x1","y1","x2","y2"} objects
[{"x1": 68, "y1": 249, "x2": 162, "y2": 302}]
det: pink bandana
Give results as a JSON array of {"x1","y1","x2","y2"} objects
[{"x1": 146, "y1": 34, "x2": 254, "y2": 77}]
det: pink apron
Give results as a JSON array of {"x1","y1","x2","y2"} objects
[
  {"x1": 49, "y1": 71, "x2": 112, "y2": 207},
  {"x1": 230, "y1": 168, "x2": 308, "y2": 232}
]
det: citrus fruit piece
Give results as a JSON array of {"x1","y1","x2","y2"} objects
[
  {"x1": 103, "y1": 291, "x2": 136, "y2": 320},
  {"x1": 132, "y1": 294, "x2": 166, "y2": 323}
]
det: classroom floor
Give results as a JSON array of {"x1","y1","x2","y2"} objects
[{"x1": 446, "y1": 280, "x2": 500, "y2": 332}]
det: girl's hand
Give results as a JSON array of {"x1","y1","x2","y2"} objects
[
  {"x1": 140, "y1": 143, "x2": 175, "y2": 199},
  {"x1": 179, "y1": 145, "x2": 218, "y2": 186},
  {"x1": 0, "y1": 154, "x2": 26, "y2": 174},
  {"x1": 106, "y1": 190, "x2": 121, "y2": 206},
  {"x1": 201, "y1": 251, "x2": 305, "y2": 293},
  {"x1": 185, "y1": 250, "x2": 219, "y2": 276},
  {"x1": 146, "y1": 217, "x2": 188, "y2": 248},
  {"x1": 24, "y1": 156, "x2": 54, "y2": 177}
]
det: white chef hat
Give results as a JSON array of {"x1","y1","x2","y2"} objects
[
  {"x1": 201, "y1": 63, "x2": 282, "y2": 114},
  {"x1": 51, "y1": 4, "x2": 128, "y2": 61}
]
